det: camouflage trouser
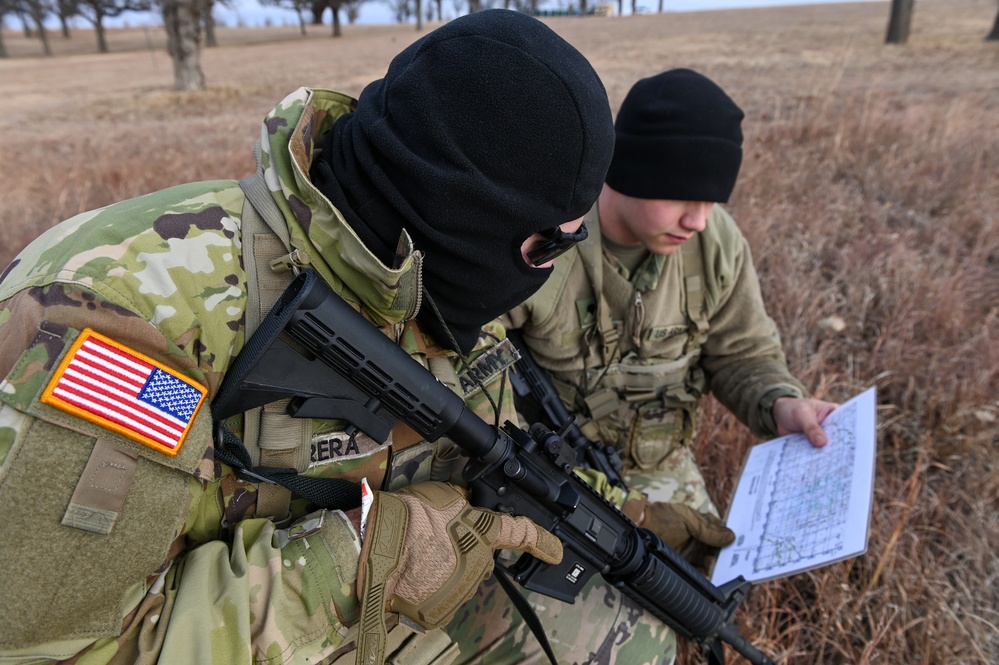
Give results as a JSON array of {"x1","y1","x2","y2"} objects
[
  {"x1": 624, "y1": 444, "x2": 719, "y2": 517},
  {"x1": 445, "y1": 568, "x2": 676, "y2": 665}
]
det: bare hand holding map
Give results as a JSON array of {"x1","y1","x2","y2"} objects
[{"x1": 711, "y1": 387, "x2": 878, "y2": 585}]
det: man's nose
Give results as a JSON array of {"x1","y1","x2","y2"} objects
[{"x1": 680, "y1": 202, "x2": 713, "y2": 232}]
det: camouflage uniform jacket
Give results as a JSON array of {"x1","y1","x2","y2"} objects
[
  {"x1": 0, "y1": 88, "x2": 515, "y2": 665},
  {"x1": 504, "y1": 202, "x2": 806, "y2": 470}
]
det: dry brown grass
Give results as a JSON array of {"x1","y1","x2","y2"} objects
[{"x1": 3, "y1": 1, "x2": 998, "y2": 662}]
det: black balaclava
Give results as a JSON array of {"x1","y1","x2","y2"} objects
[
  {"x1": 311, "y1": 10, "x2": 614, "y2": 354},
  {"x1": 605, "y1": 68, "x2": 744, "y2": 203}
]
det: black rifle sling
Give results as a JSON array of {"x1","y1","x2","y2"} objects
[
  {"x1": 212, "y1": 261, "x2": 362, "y2": 511},
  {"x1": 493, "y1": 564, "x2": 559, "y2": 665},
  {"x1": 214, "y1": 426, "x2": 361, "y2": 511}
]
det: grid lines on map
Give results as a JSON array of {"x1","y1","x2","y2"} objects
[{"x1": 753, "y1": 402, "x2": 858, "y2": 573}]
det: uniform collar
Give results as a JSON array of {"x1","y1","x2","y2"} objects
[{"x1": 259, "y1": 87, "x2": 423, "y2": 326}]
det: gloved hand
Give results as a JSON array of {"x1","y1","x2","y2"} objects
[
  {"x1": 355, "y1": 482, "x2": 562, "y2": 664},
  {"x1": 642, "y1": 502, "x2": 735, "y2": 572}
]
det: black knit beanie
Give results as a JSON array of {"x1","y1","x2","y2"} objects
[
  {"x1": 605, "y1": 68, "x2": 744, "y2": 203},
  {"x1": 311, "y1": 9, "x2": 614, "y2": 354}
]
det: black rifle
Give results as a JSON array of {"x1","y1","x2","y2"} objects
[
  {"x1": 505, "y1": 328, "x2": 627, "y2": 488},
  {"x1": 218, "y1": 269, "x2": 774, "y2": 665}
]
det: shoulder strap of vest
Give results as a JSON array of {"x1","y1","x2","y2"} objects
[
  {"x1": 680, "y1": 231, "x2": 708, "y2": 355},
  {"x1": 577, "y1": 209, "x2": 621, "y2": 368},
  {"x1": 235, "y1": 147, "x2": 312, "y2": 520},
  {"x1": 238, "y1": 143, "x2": 305, "y2": 336}
]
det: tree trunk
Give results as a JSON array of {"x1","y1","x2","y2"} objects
[
  {"x1": 59, "y1": 14, "x2": 71, "y2": 38},
  {"x1": 95, "y1": 18, "x2": 108, "y2": 53},
  {"x1": 0, "y1": 32, "x2": 7, "y2": 58},
  {"x1": 616, "y1": 0, "x2": 622, "y2": 19},
  {"x1": 311, "y1": 0, "x2": 326, "y2": 24},
  {"x1": 163, "y1": 0, "x2": 206, "y2": 91},
  {"x1": 18, "y1": 11, "x2": 33, "y2": 38},
  {"x1": 202, "y1": 0, "x2": 217, "y2": 48},
  {"x1": 415, "y1": 0, "x2": 422, "y2": 30},
  {"x1": 204, "y1": 18, "x2": 216, "y2": 47},
  {"x1": 885, "y1": 0, "x2": 915, "y2": 44},
  {"x1": 986, "y1": 7, "x2": 999, "y2": 41},
  {"x1": 330, "y1": 6, "x2": 341, "y2": 37},
  {"x1": 32, "y1": 11, "x2": 51, "y2": 56},
  {"x1": 297, "y1": 9, "x2": 307, "y2": 36}
]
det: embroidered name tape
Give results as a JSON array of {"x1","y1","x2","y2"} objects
[{"x1": 41, "y1": 329, "x2": 207, "y2": 456}]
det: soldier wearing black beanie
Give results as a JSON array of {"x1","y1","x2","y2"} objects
[
  {"x1": 503, "y1": 67, "x2": 841, "y2": 604},
  {"x1": 311, "y1": 10, "x2": 615, "y2": 354}
]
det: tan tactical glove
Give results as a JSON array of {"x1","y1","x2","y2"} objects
[
  {"x1": 356, "y1": 481, "x2": 562, "y2": 664},
  {"x1": 642, "y1": 502, "x2": 735, "y2": 572}
]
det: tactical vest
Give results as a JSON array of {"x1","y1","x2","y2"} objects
[{"x1": 540, "y1": 209, "x2": 711, "y2": 471}]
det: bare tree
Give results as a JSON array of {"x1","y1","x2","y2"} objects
[
  {"x1": 987, "y1": 2, "x2": 999, "y2": 40},
  {"x1": 309, "y1": 0, "x2": 323, "y2": 23},
  {"x1": 78, "y1": 0, "x2": 151, "y2": 52},
  {"x1": 198, "y1": 0, "x2": 232, "y2": 46},
  {"x1": 22, "y1": 0, "x2": 53, "y2": 55},
  {"x1": 329, "y1": 0, "x2": 369, "y2": 34},
  {"x1": 56, "y1": 0, "x2": 76, "y2": 37},
  {"x1": 329, "y1": 0, "x2": 344, "y2": 35},
  {"x1": 13, "y1": 1, "x2": 32, "y2": 36},
  {"x1": 262, "y1": 0, "x2": 312, "y2": 34},
  {"x1": 163, "y1": 0, "x2": 205, "y2": 90},
  {"x1": 885, "y1": 0, "x2": 915, "y2": 44},
  {"x1": 201, "y1": 0, "x2": 215, "y2": 46},
  {"x1": 386, "y1": 0, "x2": 410, "y2": 22},
  {"x1": 0, "y1": 0, "x2": 13, "y2": 56}
]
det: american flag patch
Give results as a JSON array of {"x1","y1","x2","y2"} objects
[{"x1": 41, "y1": 329, "x2": 207, "y2": 456}]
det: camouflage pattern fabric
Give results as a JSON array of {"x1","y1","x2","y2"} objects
[
  {"x1": 447, "y1": 571, "x2": 677, "y2": 665},
  {"x1": 0, "y1": 88, "x2": 664, "y2": 665},
  {"x1": 496, "y1": 195, "x2": 813, "y2": 662},
  {"x1": 0, "y1": 89, "x2": 377, "y2": 665},
  {"x1": 625, "y1": 445, "x2": 718, "y2": 516}
]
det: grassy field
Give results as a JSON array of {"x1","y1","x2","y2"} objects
[{"x1": 2, "y1": 0, "x2": 998, "y2": 662}]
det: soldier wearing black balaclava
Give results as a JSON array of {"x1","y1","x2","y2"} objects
[{"x1": 0, "y1": 9, "x2": 634, "y2": 665}]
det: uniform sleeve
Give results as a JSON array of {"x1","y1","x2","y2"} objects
[
  {"x1": 127, "y1": 511, "x2": 361, "y2": 664},
  {"x1": 499, "y1": 304, "x2": 530, "y2": 331},
  {"x1": 697, "y1": 210, "x2": 806, "y2": 438},
  {"x1": 0, "y1": 289, "x2": 362, "y2": 665}
]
